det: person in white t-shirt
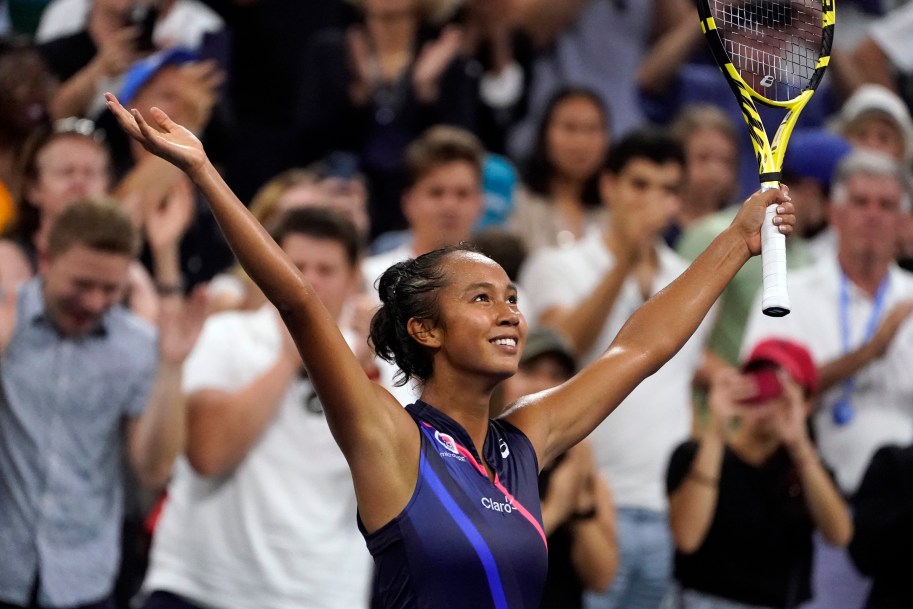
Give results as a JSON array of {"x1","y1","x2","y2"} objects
[
  {"x1": 362, "y1": 125, "x2": 486, "y2": 404},
  {"x1": 742, "y1": 150, "x2": 913, "y2": 609},
  {"x1": 139, "y1": 207, "x2": 372, "y2": 609},
  {"x1": 520, "y1": 128, "x2": 715, "y2": 609}
]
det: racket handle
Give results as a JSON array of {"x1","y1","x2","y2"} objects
[{"x1": 760, "y1": 199, "x2": 790, "y2": 317}]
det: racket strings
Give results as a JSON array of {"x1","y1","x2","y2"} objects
[{"x1": 711, "y1": 0, "x2": 823, "y2": 101}]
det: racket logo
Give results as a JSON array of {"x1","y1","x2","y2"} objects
[{"x1": 759, "y1": 75, "x2": 775, "y2": 88}]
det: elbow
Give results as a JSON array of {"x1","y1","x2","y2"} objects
[
  {"x1": 133, "y1": 460, "x2": 175, "y2": 491},
  {"x1": 672, "y1": 530, "x2": 703, "y2": 555},
  {"x1": 824, "y1": 518, "x2": 854, "y2": 549},
  {"x1": 186, "y1": 445, "x2": 233, "y2": 479}
]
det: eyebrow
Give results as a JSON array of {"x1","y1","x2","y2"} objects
[{"x1": 461, "y1": 281, "x2": 518, "y2": 295}]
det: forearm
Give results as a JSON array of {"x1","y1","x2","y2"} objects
[
  {"x1": 818, "y1": 342, "x2": 877, "y2": 394},
  {"x1": 613, "y1": 228, "x2": 748, "y2": 372},
  {"x1": 114, "y1": 156, "x2": 184, "y2": 210},
  {"x1": 669, "y1": 435, "x2": 725, "y2": 553},
  {"x1": 188, "y1": 161, "x2": 312, "y2": 312},
  {"x1": 570, "y1": 515, "x2": 617, "y2": 593},
  {"x1": 570, "y1": 477, "x2": 617, "y2": 592},
  {"x1": 636, "y1": 16, "x2": 701, "y2": 95},
  {"x1": 128, "y1": 360, "x2": 185, "y2": 488},
  {"x1": 542, "y1": 256, "x2": 633, "y2": 355},
  {"x1": 48, "y1": 63, "x2": 103, "y2": 120},
  {"x1": 186, "y1": 355, "x2": 298, "y2": 477},
  {"x1": 792, "y1": 442, "x2": 853, "y2": 546}
]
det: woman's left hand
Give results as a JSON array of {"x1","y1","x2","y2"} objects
[{"x1": 730, "y1": 185, "x2": 796, "y2": 256}]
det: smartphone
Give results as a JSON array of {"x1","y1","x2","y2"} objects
[{"x1": 126, "y1": 2, "x2": 159, "y2": 52}]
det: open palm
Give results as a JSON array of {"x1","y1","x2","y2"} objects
[{"x1": 105, "y1": 92, "x2": 207, "y2": 174}]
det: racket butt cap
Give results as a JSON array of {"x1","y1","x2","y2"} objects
[{"x1": 762, "y1": 305, "x2": 790, "y2": 318}]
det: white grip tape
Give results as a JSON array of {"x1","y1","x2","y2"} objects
[{"x1": 760, "y1": 203, "x2": 790, "y2": 316}]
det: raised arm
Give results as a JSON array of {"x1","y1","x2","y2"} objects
[
  {"x1": 507, "y1": 187, "x2": 794, "y2": 465},
  {"x1": 105, "y1": 95, "x2": 419, "y2": 530}
]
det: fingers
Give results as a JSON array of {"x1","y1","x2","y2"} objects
[{"x1": 105, "y1": 92, "x2": 144, "y2": 140}]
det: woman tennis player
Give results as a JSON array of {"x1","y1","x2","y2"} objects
[{"x1": 106, "y1": 92, "x2": 795, "y2": 609}]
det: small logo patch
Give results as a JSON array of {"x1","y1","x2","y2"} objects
[
  {"x1": 759, "y1": 75, "x2": 775, "y2": 88},
  {"x1": 434, "y1": 430, "x2": 459, "y2": 454}
]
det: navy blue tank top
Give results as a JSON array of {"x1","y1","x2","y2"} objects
[{"x1": 361, "y1": 400, "x2": 549, "y2": 609}]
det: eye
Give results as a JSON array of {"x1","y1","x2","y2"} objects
[
  {"x1": 508, "y1": 294, "x2": 518, "y2": 305},
  {"x1": 474, "y1": 293, "x2": 490, "y2": 302}
]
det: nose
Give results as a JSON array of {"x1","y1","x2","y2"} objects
[
  {"x1": 496, "y1": 300, "x2": 521, "y2": 326},
  {"x1": 80, "y1": 288, "x2": 110, "y2": 314}
]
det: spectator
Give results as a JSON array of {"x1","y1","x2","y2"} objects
[
  {"x1": 850, "y1": 442, "x2": 913, "y2": 609},
  {"x1": 665, "y1": 104, "x2": 739, "y2": 248},
  {"x1": 0, "y1": 117, "x2": 173, "y2": 324},
  {"x1": 520, "y1": 129, "x2": 711, "y2": 609},
  {"x1": 0, "y1": 41, "x2": 57, "y2": 231},
  {"x1": 36, "y1": 0, "x2": 227, "y2": 120},
  {"x1": 297, "y1": 0, "x2": 477, "y2": 238},
  {"x1": 107, "y1": 47, "x2": 231, "y2": 290},
  {"x1": 742, "y1": 150, "x2": 913, "y2": 609},
  {"x1": 139, "y1": 208, "x2": 372, "y2": 609},
  {"x1": 497, "y1": 327, "x2": 617, "y2": 609},
  {"x1": 511, "y1": 87, "x2": 609, "y2": 252},
  {"x1": 850, "y1": 3, "x2": 913, "y2": 110},
  {"x1": 830, "y1": 84, "x2": 913, "y2": 163},
  {"x1": 361, "y1": 124, "x2": 484, "y2": 291},
  {"x1": 455, "y1": 0, "x2": 535, "y2": 154},
  {"x1": 667, "y1": 338, "x2": 851, "y2": 609},
  {"x1": 0, "y1": 199, "x2": 206, "y2": 609},
  {"x1": 509, "y1": 0, "x2": 695, "y2": 155},
  {"x1": 207, "y1": 161, "x2": 371, "y2": 313}
]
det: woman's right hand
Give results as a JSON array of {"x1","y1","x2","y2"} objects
[
  {"x1": 706, "y1": 369, "x2": 752, "y2": 439},
  {"x1": 105, "y1": 92, "x2": 208, "y2": 175}
]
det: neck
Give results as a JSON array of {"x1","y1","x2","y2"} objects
[
  {"x1": 838, "y1": 251, "x2": 890, "y2": 298},
  {"x1": 420, "y1": 373, "x2": 497, "y2": 455},
  {"x1": 729, "y1": 428, "x2": 780, "y2": 465},
  {"x1": 365, "y1": 13, "x2": 417, "y2": 55},
  {"x1": 548, "y1": 175, "x2": 585, "y2": 204}
]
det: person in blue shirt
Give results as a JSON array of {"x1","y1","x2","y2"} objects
[{"x1": 104, "y1": 91, "x2": 796, "y2": 609}]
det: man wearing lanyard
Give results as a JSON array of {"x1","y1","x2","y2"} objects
[{"x1": 743, "y1": 149, "x2": 913, "y2": 609}]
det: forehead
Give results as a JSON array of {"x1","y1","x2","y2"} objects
[
  {"x1": 39, "y1": 135, "x2": 107, "y2": 163},
  {"x1": 618, "y1": 158, "x2": 683, "y2": 182},
  {"x1": 414, "y1": 161, "x2": 480, "y2": 188},
  {"x1": 845, "y1": 171, "x2": 904, "y2": 198},
  {"x1": 280, "y1": 233, "x2": 352, "y2": 266},
  {"x1": 444, "y1": 252, "x2": 510, "y2": 287},
  {"x1": 47, "y1": 244, "x2": 131, "y2": 280}
]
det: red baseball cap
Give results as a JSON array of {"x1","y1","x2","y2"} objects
[{"x1": 741, "y1": 338, "x2": 818, "y2": 404}]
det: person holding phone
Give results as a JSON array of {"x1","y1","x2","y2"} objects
[{"x1": 666, "y1": 338, "x2": 852, "y2": 609}]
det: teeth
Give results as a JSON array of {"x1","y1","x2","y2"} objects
[{"x1": 493, "y1": 338, "x2": 517, "y2": 346}]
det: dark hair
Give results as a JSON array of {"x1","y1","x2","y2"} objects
[
  {"x1": 524, "y1": 86, "x2": 609, "y2": 208},
  {"x1": 369, "y1": 243, "x2": 482, "y2": 386},
  {"x1": 47, "y1": 197, "x2": 139, "y2": 258},
  {"x1": 603, "y1": 127, "x2": 686, "y2": 175},
  {"x1": 270, "y1": 207, "x2": 361, "y2": 267},
  {"x1": 404, "y1": 125, "x2": 485, "y2": 189}
]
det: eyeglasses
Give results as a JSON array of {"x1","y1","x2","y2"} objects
[{"x1": 52, "y1": 117, "x2": 106, "y2": 142}]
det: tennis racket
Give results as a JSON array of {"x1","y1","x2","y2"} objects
[{"x1": 697, "y1": 0, "x2": 835, "y2": 317}]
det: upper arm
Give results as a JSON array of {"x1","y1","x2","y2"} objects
[
  {"x1": 504, "y1": 344, "x2": 652, "y2": 467},
  {"x1": 281, "y1": 303, "x2": 421, "y2": 530},
  {"x1": 0, "y1": 241, "x2": 34, "y2": 292}
]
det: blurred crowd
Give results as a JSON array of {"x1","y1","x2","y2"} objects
[{"x1": 1, "y1": 0, "x2": 913, "y2": 608}]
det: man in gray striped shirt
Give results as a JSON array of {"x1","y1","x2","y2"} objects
[{"x1": 0, "y1": 200, "x2": 203, "y2": 609}]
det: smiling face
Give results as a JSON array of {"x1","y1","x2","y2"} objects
[
  {"x1": 421, "y1": 252, "x2": 527, "y2": 382},
  {"x1": 40, "y1": 244, "x2": 132, "y2": 337}
]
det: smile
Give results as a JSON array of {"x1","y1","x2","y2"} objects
[{"x1": 491, "y1": 337, "x2": 518, "y2": 347}]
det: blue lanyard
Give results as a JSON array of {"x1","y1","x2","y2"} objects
[{"x1": 833, "y1": 271, "x2": 890, "y2": 425}]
